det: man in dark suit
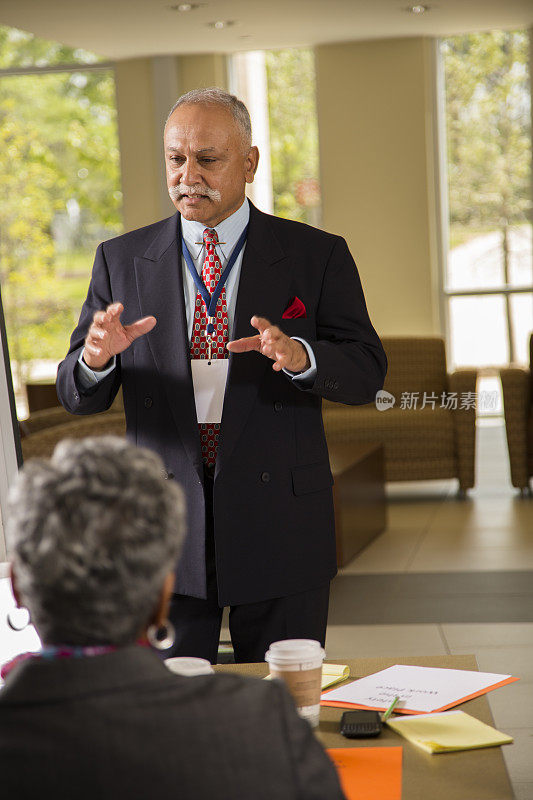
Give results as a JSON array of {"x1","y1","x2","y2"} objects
[{"x1": 56, "y1": 88, "x2": 386, "y2": 664}]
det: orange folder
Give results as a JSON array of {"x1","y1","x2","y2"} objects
[{"x1": 328, "y1": 746, "x2": 402, "y2": 800}]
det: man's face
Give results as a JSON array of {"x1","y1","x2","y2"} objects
[{"x1": 164, "y1": 103, "x2": 259, "y2": 228}]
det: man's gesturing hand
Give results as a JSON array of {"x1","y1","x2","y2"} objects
[
  {"x1": 227, "y1": 316, "x2": 310, "y2": 373},
  {"x1": 83, "y1": 302, "x2": 157, "y2": 370}
]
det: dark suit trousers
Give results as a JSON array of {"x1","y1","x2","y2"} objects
[{"x1": 167, "y1": 467, "x2": 330, "y2": 664}]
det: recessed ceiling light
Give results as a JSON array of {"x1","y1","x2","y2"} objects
[
  {"x1": 207, "y1": 20, "x2": 236, "y2": 29},
  {"x1": 168, "y1": 3, "x2": 204, "y2": 11},
  {"x1": 408, "y1": 4, "x2": 429, "y2": 12}
]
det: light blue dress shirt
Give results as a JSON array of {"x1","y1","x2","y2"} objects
[{"x1": 77, "y1": 198, "x2": 316, "y2": 388}]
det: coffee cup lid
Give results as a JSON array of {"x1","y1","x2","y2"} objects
[
  {"x1": 264, "y1": 638, "x2": 325, "y2": 664},
  {"x1": 165, "y1": 656, "x2": 214, "y2": 676}
]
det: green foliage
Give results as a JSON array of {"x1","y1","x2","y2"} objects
[
  {"x1": 0, "y1": 110, "x2": 64, "y2": 384},
  {"x1": 0, "y1": 25, "x2": 122, "y2": 385},
  {"x1": 265, "y1": 49, "x2": 321, "y2": 223},
  {"x1": 0, "y1": 25, "x2": 102, "y2": 68},
  {"x1": 443, "y1": 31, "x2": 531, "y2": 241}
]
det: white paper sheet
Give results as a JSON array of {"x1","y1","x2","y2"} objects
[
  {"x1": 191, "y1": 359, "x2": 229, "y2": 424},
  {"x1": 321, "y1": 664, "x2": 516, "y2": 714}
]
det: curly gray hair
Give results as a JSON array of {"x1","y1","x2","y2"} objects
[
  {"x1": 165, "y1": 87, "x2": 252, "y2": 151},
  {"x1": 7, "y1": 437, "x2": 185, "y2": 647}
]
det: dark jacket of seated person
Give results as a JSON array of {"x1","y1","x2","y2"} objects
[{"x1": 0, "y1": 436, "x2": 344, "y2": 800}]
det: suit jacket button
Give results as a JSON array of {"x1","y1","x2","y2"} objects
[
  {"x1": 144, "y1": 397, "x2": 153, "y2": 409},
  {"x1": 74, "y1": 393, "x2": 79, "y2": 401},
  {"x1": 274, "y1": 401, "x2": 283, "y2": 412},
  {"x1": 167, "y1": 472, "x2": 174, "y2": 480},
  {"x1": 261, "y1": 472, "x2": 270, "y2": 483}
]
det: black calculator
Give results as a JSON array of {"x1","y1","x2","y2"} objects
[{"x1": 340, "y1": 710, "x2": 383, "y2": 738}]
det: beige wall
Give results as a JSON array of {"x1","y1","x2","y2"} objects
[
  {"x1": 177, "y1": 54, "x2": 228, "y2": 94},
  {"x1": 315, "y1": 37, "x2": 442, "y2": 336},
  {"x1": 114, "y1": 54, "x2": 228, "y2": 232},
  {"x1": 114, "y1": 58, "x2": 161, "y2": 232}
]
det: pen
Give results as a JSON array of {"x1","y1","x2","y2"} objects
[{"x1": 382, "y1": 695, "x2": 400, "y2": 722}]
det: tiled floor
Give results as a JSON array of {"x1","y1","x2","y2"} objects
[{"x1": 324, "y1": 419, "x2": 533, "y2": 799}]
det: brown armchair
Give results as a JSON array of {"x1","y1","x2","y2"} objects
[
  {"x1": 322, "y1": 337, "x2": 477, "y2": 494},
  {"x1": 500, "y1": 334, "x2": 533, "y2": 492}
]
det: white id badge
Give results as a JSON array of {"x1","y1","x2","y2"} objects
[{"x1": 191, "y1": 359, "x2": 229, "y2": 423}]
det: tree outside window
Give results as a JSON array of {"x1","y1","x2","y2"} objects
[
  {"x1": 232, "y1": 48, "x2": 321, "y2": 226},
  {"x1": 265, "y1": 48, "x2": 321, "y2": 226},
  {"x1": 443, "y1": 30, "x2": 532, "y2": 370},
  {"x1": 0, "y1": 26, "x2": 122, "y2": 415}
]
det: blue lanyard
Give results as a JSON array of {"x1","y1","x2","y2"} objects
[{"x1": 181, "y1": 225, "x2": 248, "y2": 335}]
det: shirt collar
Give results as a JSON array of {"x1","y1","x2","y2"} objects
[{"x1": 181, "y1": 198, "x2": 250, "y2": 262}]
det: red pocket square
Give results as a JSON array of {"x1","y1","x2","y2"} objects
[{"x1": 282, "y1": 296, "x2": 307, "y2": 319}]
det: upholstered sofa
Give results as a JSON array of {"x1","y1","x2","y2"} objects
[
  {"x1": 20, "y1": 390, "x2": 125, "y2": 461},
  {"x1": 322, "y1": 337, "x2": 477, "y2": 494},
  {"x1": 21, "y1": 339, "x2": 477, "y2": 493}
]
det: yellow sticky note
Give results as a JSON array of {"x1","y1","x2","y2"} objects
[
  {"x1": 321, "y1": 663, "x2": 351, "y2": 690},
  {"x1": 264, "y1": 663, "x2": 350, "y2": 690},
  {"x1": 387, "y1": 710, "x2": 513, "y2": 754}
]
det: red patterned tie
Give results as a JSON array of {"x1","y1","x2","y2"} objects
[{"x1": 190, "y1": 228, "x2": 229, "y2": 468}]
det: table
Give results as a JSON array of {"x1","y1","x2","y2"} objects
[
  {"x1": 328, "y1": 442, "x2": 387, "y2": 567},
  {"x1": 215, "y1": 655, "x2": 514, "y2": 800}
]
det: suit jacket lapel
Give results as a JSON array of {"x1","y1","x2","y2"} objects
[
  {"x1": 217, "y1": 203, "x2": 289, "y2": 475},
  {"x1": 134, "y1": 213, "x2": 202, "y2": 478}
]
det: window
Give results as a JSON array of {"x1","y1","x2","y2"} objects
[
  {"x1": 231, "y1": 47, "x2": 321, "y2": 225},
  {"x1": 442, "y1": 31, "x2": 532, "y2": 375},
  {"x1": 0, "y1": 26, "x2": 122, "y2": 418}
]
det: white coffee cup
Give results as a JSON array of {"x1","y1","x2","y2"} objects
[
  {"x1": 164, "y1": 656, "x2": 214, "y2": 676},
  {"x1": 265, "y1": 639, "x2": 325, "y2": 727}
]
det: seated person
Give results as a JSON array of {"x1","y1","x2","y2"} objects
[{"x1": 0, "y1": 437, "x2": 344, "y2": 800}]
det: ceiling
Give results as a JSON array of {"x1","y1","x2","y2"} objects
[{"x1": 0, "y1": 0, "x2": 532, "y2": 60}]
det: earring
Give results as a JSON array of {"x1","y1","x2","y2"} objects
[
  {"x1": 7, "y1": 606, "x2": 31, "y2": 632},
  {"x1": 146, "y1": 620, "x2": 175, "y2": 651}
]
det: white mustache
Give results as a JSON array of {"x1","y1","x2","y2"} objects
[{"x1": 169, "y1": 184, "x2": 221, "y2": 202}]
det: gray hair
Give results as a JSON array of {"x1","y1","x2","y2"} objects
[
  {"x1": 165, "y1": 87, "x2": 252, "y2": 151},
  {"x1": 7, "y1": 437, "x2": 185, "y2": 647}
]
